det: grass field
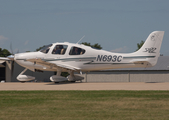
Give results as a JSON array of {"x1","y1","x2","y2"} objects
[{"x1": 0, "y1": 91, "x2": 169, "y2": 120}]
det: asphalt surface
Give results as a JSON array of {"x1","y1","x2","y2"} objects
[{"x1": 0, "y1": 82, "x2": 169, "y2": 90}]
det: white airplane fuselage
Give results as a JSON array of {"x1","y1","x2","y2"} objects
[
  {"x1": 14, "y1": 43, "x2": 153, "y2": 72},
  {"x1": 9, "y1": 31, "x2": 164, "y2": 82}
]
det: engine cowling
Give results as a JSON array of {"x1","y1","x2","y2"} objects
[{"x1": 17, "y1": 75, "x2": 35, "y2": 82}]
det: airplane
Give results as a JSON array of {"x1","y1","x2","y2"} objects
[{"x1": 0, "y1": 31, "x2": 164, "y2": 83}]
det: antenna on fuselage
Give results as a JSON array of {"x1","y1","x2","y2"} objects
[{"x1": 76, "y1": 35, "x2": 85, "y2": 44}]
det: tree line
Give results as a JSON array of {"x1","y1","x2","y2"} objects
[{"x1": 0, "y1": 48, "x2": 11, "y2": 57}]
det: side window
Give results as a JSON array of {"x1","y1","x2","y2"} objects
[
  {"x1": 52, "y1": 45, "x2": 68, "y2": 55},
  {"x1": 69, "y1": 46, "x2": 86, "y2": 55}
]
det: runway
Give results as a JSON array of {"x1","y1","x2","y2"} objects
[{"x1": 0, "y1": 82, "x2": 169, "y2": 90}]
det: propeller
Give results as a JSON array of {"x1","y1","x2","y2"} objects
[
  {"x1": 7, "y1": 43, "x2": 15, "y2": 77},
  {"x1": 10, "y1": 42, "x2": 14, "y2": 55},
  {"x1": 7, "y1": 42, "x2": 15, "y2": 60}
]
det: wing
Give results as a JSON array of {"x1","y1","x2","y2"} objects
[
  {"x1": 0, "y1": 57, "x2": 10, "y2": 67},
  {"x1": 26, "y1": 58, "x2": 81, "y2": 71}
]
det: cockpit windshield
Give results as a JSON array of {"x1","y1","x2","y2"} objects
[{"x1": 39, "y1": 44, "x2": 52, "y2": 54}]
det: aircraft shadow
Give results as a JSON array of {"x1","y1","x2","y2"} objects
[
  {"x1": 145, "y1": 82, "x2": 162, "y2": 83},
  {"x1": 45, "y1": 81, "x2": 83, "y2": 85}
]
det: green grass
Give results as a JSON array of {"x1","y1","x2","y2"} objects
[{"x1": 0, "y1": 91, "x2": 169, "y2": 120}]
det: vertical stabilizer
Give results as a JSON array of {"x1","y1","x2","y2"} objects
[{"x1": 133, "y1": 31, "x2": 164, "y2": 66}]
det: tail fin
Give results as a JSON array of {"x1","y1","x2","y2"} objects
[{"x1": 133, "y1": 31, "x2": 164, "y2": 66}]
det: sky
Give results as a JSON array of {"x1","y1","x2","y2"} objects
[{"x1": 0, "y1": 0, "x2": 169, "y2": 55}]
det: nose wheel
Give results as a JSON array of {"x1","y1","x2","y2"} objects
[{"x1": 17, "y1": 68, "x2": 35, "y2": 82}]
